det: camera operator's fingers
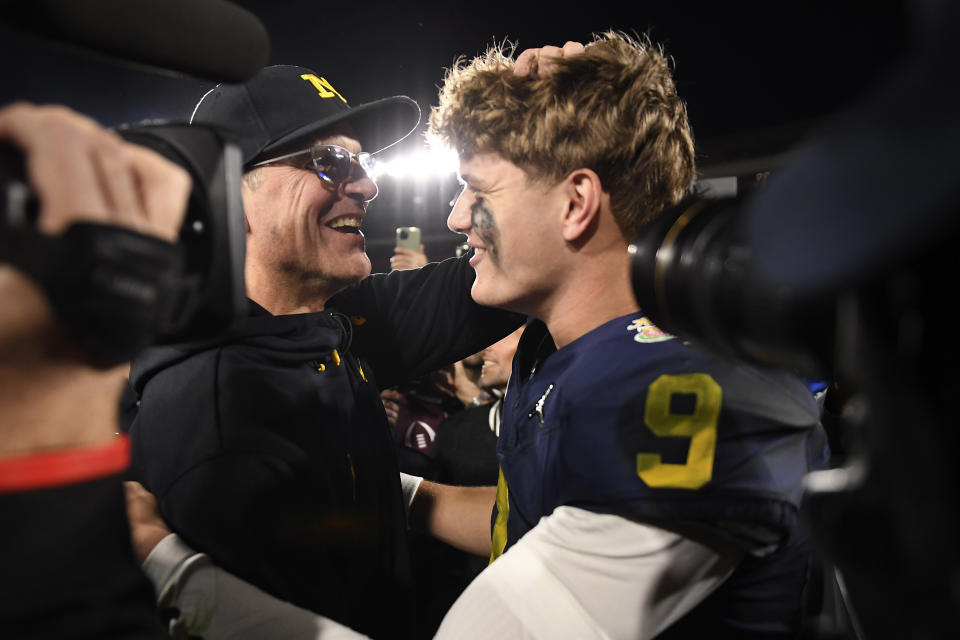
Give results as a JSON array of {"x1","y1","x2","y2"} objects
[
  {"x1": 82, "y1": 132, "x2": 188, "y2": 242},
  {"x1": 122, "y1": 142, "x2": 191, "y2": 243},
  {"x1": 87, "y1": 129, "x2": 145, "y2": 225},
  {"x1": 0, "y1": 103, "x2": 112, "y2": 232},
  {"x1": 0, "y1": 103, "x2": 187, "y2": 241},
  {"x1": 124, "y1": 481, "x2": 173, "y2": 566}
]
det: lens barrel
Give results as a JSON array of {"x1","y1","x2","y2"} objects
[{"x1": 630, "y1": 195, "x2": 834, "y2": 376}]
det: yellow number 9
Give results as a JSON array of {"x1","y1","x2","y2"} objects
[{"x1": 636, "y1": 373, "x2": 721, "y2": 489}]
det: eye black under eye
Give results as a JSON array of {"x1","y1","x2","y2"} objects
[{"x1": 470, "y1": 195, "x2": 491, "y2": 217}]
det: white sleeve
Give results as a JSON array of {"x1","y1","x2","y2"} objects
[
  {"x1": 434, "y1": 506, "x2": 741, "y2": 640},
  {"x1": 141, "y1": 534, "x2": 370, "y2": 640},
  {"x1": 399, "y1": 471, "x2": 423, "y2": 512}
]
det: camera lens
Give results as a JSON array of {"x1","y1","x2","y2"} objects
[
  {"x1": 630, "y1": 195, "x2": 833, "y2": 376},
  {"x1": 399, "y1": 230, "x2": 408, "y2": 239}
]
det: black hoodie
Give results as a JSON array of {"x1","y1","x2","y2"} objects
[{"x1": 127, "y1": 257, "x2": 522, "y2": 639}]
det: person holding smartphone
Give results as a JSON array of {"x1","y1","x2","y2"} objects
[{"x1": 390, "y1": 225, "x2": 429, "y2": 270}]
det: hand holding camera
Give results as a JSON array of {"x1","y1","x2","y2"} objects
[
  {"x1": 0, "y1": 103, "x2": 193, "y2": 456},
  {"x1": 1, "y1": 106, "x2": 247, "y2": 365},
  {"x1": 0, "y1": 103, "x2": 191, "y2": 361},
  {"x1": 0, "y1": 103, "x2": 189, "y2": 240}
]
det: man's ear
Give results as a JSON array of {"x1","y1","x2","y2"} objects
[{"x1": 561, "y1": 168, "x2": 603, "y2": 243}]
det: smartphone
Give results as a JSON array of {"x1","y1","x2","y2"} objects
[{"x1": 395, "y1": 226, "x2": 421, "y2": 251}]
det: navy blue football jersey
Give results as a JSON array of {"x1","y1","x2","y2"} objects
[{"x1": 490, "y1": 314, "x2": 828, "y2": 635}]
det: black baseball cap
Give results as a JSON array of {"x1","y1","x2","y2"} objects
[{"x1": 190, "y1": 64, "x2": 421, "y2": 166}]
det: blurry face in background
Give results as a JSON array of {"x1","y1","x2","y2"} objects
[
  {"x1": 480, "y1": 326, "x2": 524, "y2": 391},
  {"x1": 432, "y1": 353, "x2": 487, "y2": 407},
  {"x1": 460, "y1": 351, "x2": 484, "y2": 383}
]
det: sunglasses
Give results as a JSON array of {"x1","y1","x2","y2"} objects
[{"x1": 252, "y1": 144, "x2": 378, "y2": 200}]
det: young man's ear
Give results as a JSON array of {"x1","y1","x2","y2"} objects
[{"x1": 560, "y1": 168, "x2": 603, "y2": 243}]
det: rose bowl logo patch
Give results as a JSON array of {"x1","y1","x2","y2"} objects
[{"x1": 627, "y1": 317, "x2": 674, "y2": 343}]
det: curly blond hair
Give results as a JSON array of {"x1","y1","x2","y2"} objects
[{"x1": 428, "y1": 31, "x2": 695, "y2": 238}]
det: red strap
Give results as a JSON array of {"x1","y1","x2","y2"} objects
[{"x1": 0, "y1": 435, "x2": 130, "y2": 493}]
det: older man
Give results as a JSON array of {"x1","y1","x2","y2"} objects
[{"x1": 126, "y1": 66, "x2": 521, "y2": 639}]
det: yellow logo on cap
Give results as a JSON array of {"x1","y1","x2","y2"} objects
[{"x1": 300, "y1": 74, "x2": 347, "y2": 104}]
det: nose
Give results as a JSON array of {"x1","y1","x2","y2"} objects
[
  {"x1": 447, "y1": 188, "x2": 473, "y2": 235},
  {"x1": 343, "y1": 173, "x2": 378, "y2": 203}
]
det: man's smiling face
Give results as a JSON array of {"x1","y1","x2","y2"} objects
[
  {"x1": 242, "y1": 127, "x2": 377, "y2": 304},
  {"x1": 447, "y1": 152, "x2": 567, "y2": 316}
]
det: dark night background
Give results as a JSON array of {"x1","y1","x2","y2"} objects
[{"x1": 1, "y1": 1, "x2": 909, "y2": 271}]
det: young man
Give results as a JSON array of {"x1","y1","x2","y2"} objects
[
  {"x1": 126, "y1": 65, "x2": 522, "y2": 639},
  {"x1": 413, "y1": 32, "x2": 827, "y2": 638}
]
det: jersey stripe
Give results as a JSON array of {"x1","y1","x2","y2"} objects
[{"x1": 489, "y1": 466, "x2": 510, "y2": 562}]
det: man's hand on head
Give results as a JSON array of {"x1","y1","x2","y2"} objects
[{"x1": 514, "y1": 41, "x2": 585, "y2": 77}]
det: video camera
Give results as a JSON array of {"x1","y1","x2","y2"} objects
[
  {"x1": 0, "y1": 123, "x2": 246, "y2": 364},
  {"x1": 628, "y1": 193, "x2": 836, "y2": 378},
  {"x1": 0, "y1": 0, "x2": 268, "y2": 364},
  {"x1": 629, "y1": 186, "x2": 960, "y2": 638}
]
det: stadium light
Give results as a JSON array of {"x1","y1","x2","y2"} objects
[{"x1": 372, "y1": 147, "x2": 459, "y2": 182}]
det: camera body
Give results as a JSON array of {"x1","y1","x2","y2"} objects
[{"x1": 629, "y1": 190, "x2": 960, "y2": 638}]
